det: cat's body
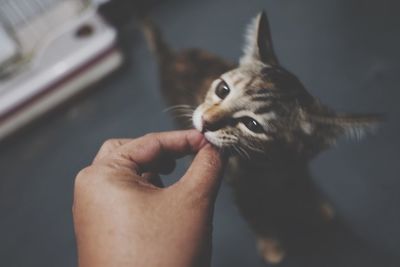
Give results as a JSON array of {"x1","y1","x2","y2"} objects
[
  {"x1": 141, "y1": 13, "x2": 379, "y2": 263},
  {"x1": 142, "y1": 21, "x2": 234, "y2": 112}
]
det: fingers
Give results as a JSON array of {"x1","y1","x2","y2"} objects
[
  {"x1": 93, "y1": 138, "x2": 177, "y2": 174},
  {"x1": 90, "y1": 130, "x2": 223, "y2": 194},
  {"x1": 114, "y1": 130, "x2": 207, "y2": 172},
  {"x1": 177, "y1": 144, "x2": 225, "y2": 199}
]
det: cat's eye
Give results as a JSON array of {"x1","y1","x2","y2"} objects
[
  {"x1": 215, "y1": 80, "x2": 230, "y2": 99},
  {"x1": 240, "y1": 117, "x2": 264, "y2": 133}
]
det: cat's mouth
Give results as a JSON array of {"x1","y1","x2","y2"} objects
[
  {"x1": 193, "y1": 111, "x2": 261, "y2": 159},
  {"x1": 192, "y1": 108, "x2": 223, "y2": 147},
  {"x1": 203, "y1": 131, "x2": 224, "y2": 148}
]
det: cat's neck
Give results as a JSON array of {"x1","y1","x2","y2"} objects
[{"x1": 229, "y1": 148, "x2": 311, "y2": 183}]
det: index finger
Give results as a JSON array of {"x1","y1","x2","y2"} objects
[{"x1": 105, "y1": 130, "x2": 208, "y2": 173}]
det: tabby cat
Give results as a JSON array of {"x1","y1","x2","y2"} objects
[{"x1": 142, "y1": 11, "x2": 380, "y2": 264}]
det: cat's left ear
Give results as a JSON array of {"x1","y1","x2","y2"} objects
[
  {"x1": 300, "y1": 111, "x2": 383, "y2": 144},
  {"x1": 240, "y1": 11, "x2": 279, "y2": 66}
]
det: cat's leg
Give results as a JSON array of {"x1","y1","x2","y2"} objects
[
  {"x1": 256, "y1": 236, "x2": 285, "y2": 264},
  {"x1": 320, "y1": 201, "x2": 335, "y2": 221}
]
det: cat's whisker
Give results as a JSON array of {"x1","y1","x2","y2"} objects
[
  {"x1": 182, "y1": 117, "x2": 193, "y2": 121},
  {"x1": 241, "y1": 148, "x2": 251, "y2": 161},
  {"x1": 168, "y1": 107, "x2": 195, "y2": 113},
  {"x1": 182, "y1": 119, "x2": 194, "y2": 125},
  {"x1": 163, "y1": 104, "x2": 195, "y2": 113},
  {"x1": 172, "y1": 114, "x2": 193, "y2": 118},
  {"x1": 232, "y1": 145, "x2": 242, "y2": 158},
  {"x1": 164, "y1": 104, "x2": 193, "y2": 109},
  {"x1": 170, "y1": 112, "x2": 194, "y2": 122},
  {"x1": 238, "y1": 145, "x2": 251, "y2": 160},
  {"x1": 166, "y1": 111, "x2": 194, "y2": 117},
  {"x1": 167, "y1": 107, "x2": 194, "y2": 117},
  {"x1": 241, "y1": 140, "x2": 265, "y2": 154},
  {"x1": 233, "y1": 144, "x2": 250, "y2": 160},
  {"x1": 167, "y1": 110, "x2": 194, "y2": 117},
  {"x1": 169, "y1": 115, "x2": 194, "y2": 128}
]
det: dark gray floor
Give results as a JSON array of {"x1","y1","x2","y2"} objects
[{"x1": 1, "y1": 0, "x2": 400, "y2": 266}]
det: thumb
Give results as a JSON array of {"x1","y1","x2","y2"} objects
[{"x1": 177, "y1": 144, "x2": 225, "y2": 200}]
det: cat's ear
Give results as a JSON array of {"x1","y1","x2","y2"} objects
[
  {"x1": 300, "y1": 111, "x2": 382, "y2": 144},
  {"x1": 240, "y1": 11, "x2": 279, "y2": 66}
]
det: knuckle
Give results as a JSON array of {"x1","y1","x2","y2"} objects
[
  {"x1": 101, "y1": 139, "x2": 118, "y2": 150},
  {"x1": 76, "y1": 166, "x2": 92, "y2": 178},
  {"x1": 75, "y1": 166, "x2": 96, "y2": 188}
]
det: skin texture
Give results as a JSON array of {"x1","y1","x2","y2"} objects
[{"x1": 73, "y1": 130, "x2": 225, "y2": 267}]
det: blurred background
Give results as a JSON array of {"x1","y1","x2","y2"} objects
[{"x1": 1, "y1": 0, "x2": 400, "y2": 266}]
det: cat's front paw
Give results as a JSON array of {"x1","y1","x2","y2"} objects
[
  {"x1": 320, "y1": 202, "x2": 335, "y2": 221},
  {"x1": 257, "y1": 237, "x2": 285, "y2": 264}
]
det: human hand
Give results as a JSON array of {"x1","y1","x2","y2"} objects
[{"x1": 73, "y1": 130, "x2": 225, "y2": 267}]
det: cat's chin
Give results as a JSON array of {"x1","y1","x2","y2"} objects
[{"x1": 203, "y1": 131, "x2": 224, "y2": 148}]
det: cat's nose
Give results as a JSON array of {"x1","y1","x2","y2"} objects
[
  {"x1": 202, "y1": 119, "x2": 221, "y2": 133},
  {"x1": 202, "y1": 116, "x2": 231, "y2": 133}
]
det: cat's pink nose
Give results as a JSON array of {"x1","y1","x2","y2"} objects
[
  {"x1": 202, "y1": 120, "x2": 213, "y2": 133},
  {"x1": 201, "y1": 116, "x2": 213, "y2": 133},
  {"x1": 201, "y1": 116, "x2": 227, "y2": 133}
]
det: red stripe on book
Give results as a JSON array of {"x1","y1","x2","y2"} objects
[{"x1": 0, "y1": 46, "x2": 118, "y2": 124}]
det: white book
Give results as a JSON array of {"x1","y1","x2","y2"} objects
[{"x1": 0, "y1": 1, "x2": 122, "y2": 140}]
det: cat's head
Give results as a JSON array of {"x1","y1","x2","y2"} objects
[{"x1": 193, "y1": 11, "x2": 381, "y2": 159}]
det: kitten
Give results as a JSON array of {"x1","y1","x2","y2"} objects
[{"x1": 142, "y1": 11, "x2": 380, "y2": 263}]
